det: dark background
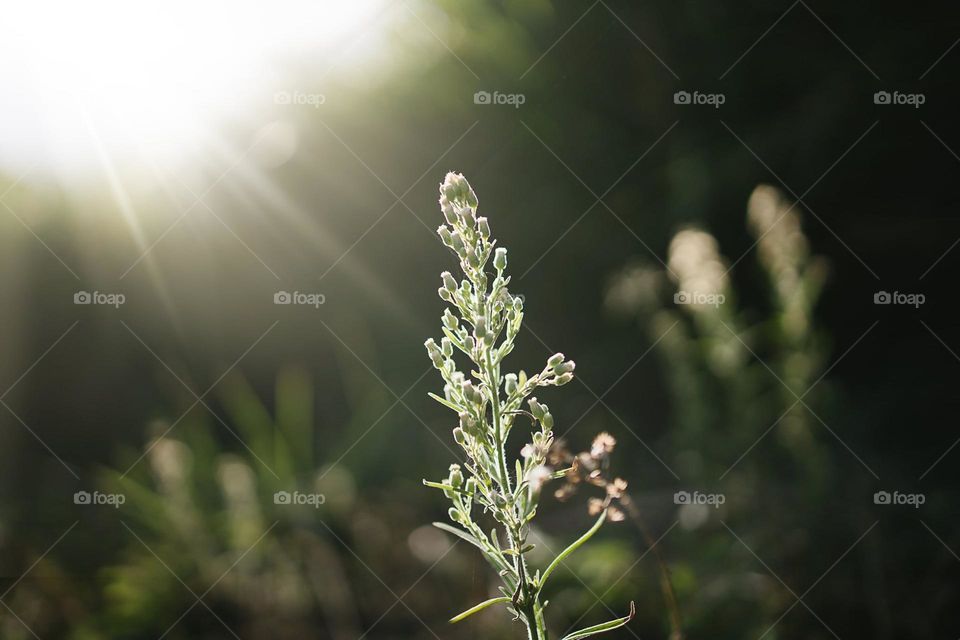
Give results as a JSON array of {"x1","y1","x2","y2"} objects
[{"x1": 1, "y1": 2, "x2": 958, "y2": 638}]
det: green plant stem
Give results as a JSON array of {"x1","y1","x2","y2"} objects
[
  {"x1": 486, "y1": 351, "x2": 544, "y2": 638},
  {"x1": 485, "y1": 339, "x2": 548, "y2": 640},
  {"x1": 533, "y1": 601, "x2": 549, "y2": 640},
  {"x1": 525, "y1": 611, "x2": 546, "y2": 640},
  {"x1": 486, "y1": 351, "x2": 511, "y2": 495},
  {"x1": 507, "y1": 520, "x2": 546, "y2": 640},
  {"x1": 519, "y1": 590, "x2": 548, "y2": 640}
]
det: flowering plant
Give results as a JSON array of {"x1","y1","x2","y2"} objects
[{"x1": 423, "y1": 172, "x2": 633, "y2": 639}]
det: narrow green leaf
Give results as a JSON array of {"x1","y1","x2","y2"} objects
[
  {"x1": 490, "y1": 529, "x2": 500, "y2": 551},
  {"x1": 434, "y1": 523, "x2": 514, "y2": 579},
  {"x1": 514, "y1": 480, "x2": 529, "y2": 500},
  {"x1": 428, "y1": 392, "x2": 461, "y2": 413},
  {"x1": 433, "y1": 522, "x2": 482, "y2": 549},
  {"x1": 538, "y1": 510, "x2": 607, "y2": 590},
  {"x1": 490, "y1": 528, "x2": 501, "y2": 551},
  {"x1": 449, "y1": 596, "x2": 511, "y2": 623},
  {"x1": 422, "y1": 480, "x2": 471, "y2": 496},
  {"x1": 559, "y1": 602, "x2": 635, "y2": 640}
]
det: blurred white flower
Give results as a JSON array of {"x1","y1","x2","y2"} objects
[{"x1": 668, "y1": 228, "x2": 729, "y2": 311}]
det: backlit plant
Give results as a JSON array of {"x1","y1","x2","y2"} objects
[{"x1": 423, "y1": 172, "x2": 634, "y2": 640}]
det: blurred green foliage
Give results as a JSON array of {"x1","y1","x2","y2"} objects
[
  {"x1": 606, "y1": 184, "x2": 835, "y2": 637},
  {"x1": 2, "y1": 1, "x2": 960, "y2": 638}
]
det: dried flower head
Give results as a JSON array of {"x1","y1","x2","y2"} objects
[
  {"x1": 591, "y1": 432, "x2": 617, "y2": 458},
  {"x1": 549, "y1": 432, "x2": 630, "y2": 525}
]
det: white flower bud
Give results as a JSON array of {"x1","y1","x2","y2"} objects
[
  {"x1": 440, "y1": 172, "x2": 477, "y2": 207},
  {"x1": 447, "y1": 463, "x2": 464, "y2": 488},
  {"x1": 462, "y1": 381, "x2": 478, "y2": 404},
  {"x1": 555, "y1": 372, "x2": 574, "y2": 386},
  {"x1": 440, "y1": 196, "x2": 457, "y2": 225},
  {"x1": 465, "y1": 246, "x2": 480, "y2": 269},
  {"x1": 450, "y1": 231, "x2": 465, "y2": 253},
  {"x1": 440, "y1": 174, "x2": 461, "y2": 200},
  {"x1": 547, "y1": 353, "x2": 565, "y2": 368},
  {"x1": 459, "y1": 205, "x2": 476, "y2": 227},
  {"x1": 528, "y1": 397, "x2": 544, "y2": 419},
  {"x1": 441, "y1": 271, "x2": 457, "y2": 293},
  {"x1": 477, "y1": 216, "x2": 490, "y2": 239},
  {"x1": 475, "y1": 317, "x2": 488, "y2": 340},
  {"x1": 438, "y1": 287, "x2": 452, "y2": 302},
  {"x1": 442, "y1": 309, "x2": 458, "y2": 330},
  {"x1": 494, "y1": 247, "x2": 508, "y2": 271},
  {"x1": 437, "y1": 225, "x2": 453, "y2": 246},
  {"x1": 464, "y1": 182, "x2": 478, "y2": 208},
  {"x1": 424, "y1": 338, "x2": 443, "y2": 368},
  {"x1": 554, "y1": 360, "x2": 575, "y2": 375},
  {"x1": 541, "y1": 412, "x2": 554, "y2": 429},
  {"x1": 504, "y1": 373, "x2": 518, "y2": 395}
]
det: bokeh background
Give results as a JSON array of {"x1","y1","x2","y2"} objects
[{"x1": 1, "y1": 1, "x2": 959, "y2": 638}]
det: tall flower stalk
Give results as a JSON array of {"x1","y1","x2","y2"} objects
[{"x1": 423, "y1": 173, "x2": 633, "y2": 640}]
